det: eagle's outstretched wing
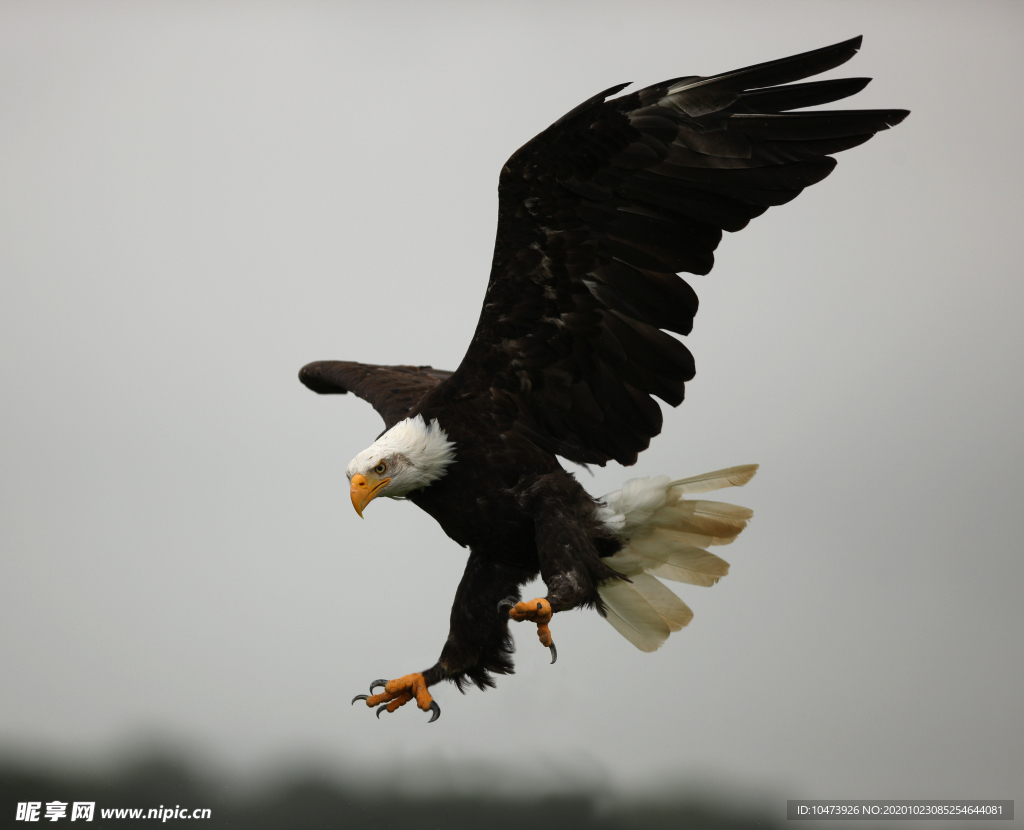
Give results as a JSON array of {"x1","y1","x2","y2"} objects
[
  {"x1": 299, "y1": 361, "x2": 453, "y2": 430},
  {"x1": 444, "y1": 36, "x2": 908, "y2": 466}
]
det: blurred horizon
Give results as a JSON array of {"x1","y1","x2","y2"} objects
[{"x1": 0, "y1": 739, "x2": 802, "y2": 829}]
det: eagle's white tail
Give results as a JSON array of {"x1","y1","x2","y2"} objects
[{"x1": 595, "y1": 464, "x2": 758, "y2": 652}]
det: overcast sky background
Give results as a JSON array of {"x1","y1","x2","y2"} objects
[{"x1": 2, "y1": 0, "x2": 1022, "y2": 820}]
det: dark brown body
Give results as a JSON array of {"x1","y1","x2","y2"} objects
[{"x1": 408, "y1": 386, "x2": 623, "y2": 690}]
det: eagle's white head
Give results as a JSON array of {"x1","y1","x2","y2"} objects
[{"x1": 345, "y1": 416, "x2": 456, "y2": 516}]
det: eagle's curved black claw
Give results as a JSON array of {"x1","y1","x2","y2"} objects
[
  {"x1": 427, "y1": 700, "x2": 441, "y2": 723},
  {"x1": 375, "y1": 703, "x2": 389, "y2": 719},
  {"x1": 369, "y1": 678, "x2": 388, "y2": 693},
  {"x1": 549, "y1": 642, "x2": 557, "y2": 664},
  {"x1": 351, "y1": 694, "x2": 369, "y2": 705},
  {"x1": 497, "y1": 597, "x2": 516, "y2": 616}
]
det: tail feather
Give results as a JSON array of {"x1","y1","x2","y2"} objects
[
  {"x1": 609, "y1": 532, "x2": 731, "y2": 586},
  {"x1": 646, "y1": 543, "x2": 731, "y2": 587},
  {"x1": 634, "y1": 527, "x2": 719, "y2": 551},
  {"x1": 669, "y1": 464, "x2": 759, "y2": 495},
  {"x1": 596, "y1": 463, "x2": 757, "y2": 650},
  {"x1": 599, "y1": 574, "x2": 694, "y2": 653},
  {"x1": 649, "y1": 499, "x2": 752, "y2": 539}
]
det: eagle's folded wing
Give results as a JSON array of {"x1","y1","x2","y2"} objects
[{"x1": 299, "y1": 361, "x2": 453, "y2": 430}]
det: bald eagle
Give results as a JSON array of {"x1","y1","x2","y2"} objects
[{"x1": 299, "y1": 37, "x2": 907, "y2": 721}]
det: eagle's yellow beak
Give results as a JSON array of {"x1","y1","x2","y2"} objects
[{"x1": 350, "y1": 473, "x2": 390, "y2": 518}]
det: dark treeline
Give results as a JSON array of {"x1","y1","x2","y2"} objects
[{"x1": 1, "y1": 751, "x2": 782, "y2": 830}]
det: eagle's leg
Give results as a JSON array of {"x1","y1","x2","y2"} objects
[
  {"x1": 507, "y1": 472, "x2": 624, "y2": 661},
  {"x1": 429, "y1": 552, "x2": 530, "y2": 685},
  {"x1": 353, "y1": 552, "x2": 531, "y2": 720}
]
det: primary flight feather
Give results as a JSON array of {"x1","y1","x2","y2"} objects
[{"x1": 299, "y1": 36, "x2": 907, "y2": 721}]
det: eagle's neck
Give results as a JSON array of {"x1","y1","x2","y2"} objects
[{"x1": 377, "y1": 415, "x2": 456, "y2": 493}]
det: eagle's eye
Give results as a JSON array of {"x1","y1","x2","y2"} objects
[{"x1": 374, "y1": 461, "x2": 387, "y2": 475}]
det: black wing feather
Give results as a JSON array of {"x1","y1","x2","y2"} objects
[
  {"x1": 299, "y1": 361, "x2": 453, "y2": 430},
  {"x1": 434, "y1": 36, "x2": 906, "y2": 466}
]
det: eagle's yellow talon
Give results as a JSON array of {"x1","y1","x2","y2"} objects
[
  {"x1": 354, "y1": 673, "x2": 438, "y2": 721},
  {"x1": 537, "y1": 622, "x2": 552, "y2": 647},
  {"x1": 505, "y1": 597, "x2": 557, "y2": 663}
]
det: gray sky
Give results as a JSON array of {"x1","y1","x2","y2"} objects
[{"x1": 2, "y1": 0, "x2": 1022, "y2": 818}]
